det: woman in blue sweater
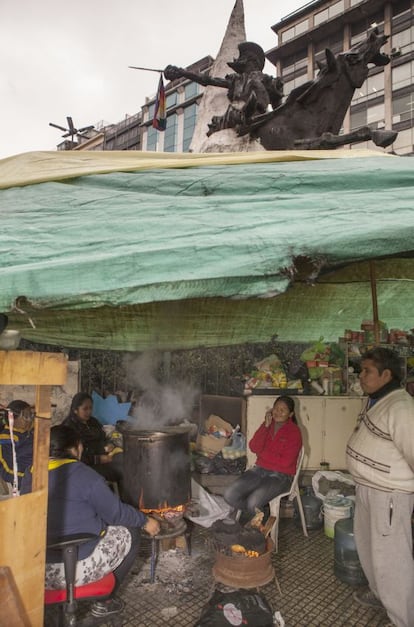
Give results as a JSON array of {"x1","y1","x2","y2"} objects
[{"x1": 21, "y1": 425, "x2": 159, "y2": 618}]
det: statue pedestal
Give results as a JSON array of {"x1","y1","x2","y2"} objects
[{"x1": 194, "y1": 129, "x2": 264, "y2": 154}]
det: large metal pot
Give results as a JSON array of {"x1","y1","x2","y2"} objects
[{"x1": 118, "y1": 423, "x2": 191, "y2": 510}]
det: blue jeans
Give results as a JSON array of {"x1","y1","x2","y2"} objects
[{"x1": 223, "y1": 466, "x2": 292, "y2": 514}]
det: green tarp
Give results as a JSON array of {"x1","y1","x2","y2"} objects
[{"x1": 1, "y1": 150, "x2": 413, "y2": 350}]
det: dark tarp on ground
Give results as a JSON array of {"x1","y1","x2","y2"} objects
[{"x1": 1, "y1": 150, "x2": 413, "y2": 350}]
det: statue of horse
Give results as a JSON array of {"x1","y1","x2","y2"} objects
[{"x1": 242, "y1": 28, "x2": 397, "y2": 150}]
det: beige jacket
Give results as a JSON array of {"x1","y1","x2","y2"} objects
[{"x1": 346, "y1": 389, "x2": 414, "y2": 492}]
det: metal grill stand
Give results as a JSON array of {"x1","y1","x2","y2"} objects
[{"x1": 145, "y1": 519, "x2": 190, "y2": 583}]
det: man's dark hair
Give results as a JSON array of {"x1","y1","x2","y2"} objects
[{"x1": 361, "y1": 347, "x2": 403, "y2": 383}]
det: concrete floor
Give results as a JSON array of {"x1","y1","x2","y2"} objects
[{"x1": 110, "y1": 518, "x2": 390, "y2": 627}]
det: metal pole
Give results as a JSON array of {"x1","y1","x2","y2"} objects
[{"x1": 369, "y1": 260, "x2": 380, "y2": 344}]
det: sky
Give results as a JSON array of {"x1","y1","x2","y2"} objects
[{"x1": 1, "y1": 0, "x2": 308, "y2": 159}]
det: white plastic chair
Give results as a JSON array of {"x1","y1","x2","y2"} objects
[{"x1": 268, "y1": 446, "x2": 308, "y2": 551}]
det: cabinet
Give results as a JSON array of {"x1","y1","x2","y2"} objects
[{"x1": 246, "y1": 395, "x2": 365, "y2": 471}]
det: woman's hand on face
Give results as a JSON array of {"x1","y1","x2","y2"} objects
[
  {"x1": 264, "y1": 410, "x2": 273, "y2": 428},
  {"x1": 143, "y1": 517, "x2": 160, "y2": 536}
]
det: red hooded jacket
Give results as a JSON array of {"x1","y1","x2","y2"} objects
[{"x1": 249, "y1": 418, "x2": 302, "y2": 475}]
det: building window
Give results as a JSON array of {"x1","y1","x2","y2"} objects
[
  {"x1": 392, "y1": 90, "x2": 414, "y2": 124},
  {"x1": 314, "y1": 9, "x2": 328, "y2": 26},
  {"x1": 352, "y1": 71, "x2": 385, "y2": 103},
  {"x1": 282, "y1": 49, "x2": 308, "y2": 77},
  {"x1": 393, "y1": 61, "x2": 414, "y2": 90},
  {"x1": 350, "y1": 0, "x2": 364, "y2": 5},
  {"x1": 184, "y1": 82, "x2": 198, "y2": 100},
  {"x1": 366, "y1": 102, "x2": 385, "y2": 125},
  {"x1": 183, "y1": 103, "x2": 197, "y2": 152},
  {"x1": 283, "y1": 71, "x2": 309, "y2": 96},
  {"x1": 147, "y1": 103, "x2": 155, "y2": 120},
  {"x1": 392, "y1": 27, "x2": 414, "y2": 56},
  {"x1": 281, "y1": 18, "x2": 309, "y2": 43},
  {"x1": 314, "y1": 1, "x2": 344, "y2": 26},
  {"x1": 166, "y1": 92, "x2": 177, "y2": 109},
  {"x1": 164, "y1": 112, "x2": 178, "y2": 152},
  {"x1": 314, "y1": 33, "x2": 343, "y2": 70},
  {"x1": 350, "y1": 102, "x2": 385, "y2": 130},
  {"x1": 146, "y1": 125, "x2": 157, "y2": 151},
  {"x1": 350, "y1": 108, "x2": 367, "y2": 130}
]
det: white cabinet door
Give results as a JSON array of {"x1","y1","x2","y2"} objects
[
  {"x1": 296, "y1": 397, "x2": 324, "y2": 470},
  {"x1": 324, "y1": 397, "x2": 365, "y2": 470}
]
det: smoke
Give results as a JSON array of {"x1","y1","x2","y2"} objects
[{"x1": 123, "y1": 351, "x2": 200, "y2": 431}]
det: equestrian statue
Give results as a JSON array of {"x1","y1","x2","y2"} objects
[{"x1": 164, "y1": 29, "x2": 397, "y2": 151}]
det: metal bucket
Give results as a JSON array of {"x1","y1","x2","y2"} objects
[
  {"x1": 118, "y1": 423, "x2": 191, "y2": 510},
  {"x1": 212, "y1": 539, "x2": 275, "y2": 588}
]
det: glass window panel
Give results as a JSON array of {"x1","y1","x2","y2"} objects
[
  {"x1": 283, "y1": 71, "x2": 309, "y2": 96},
  {"x1": 184, "y1": 82, "x2": 198, "y2": 100},
  {"x1": 295, "y1": 19, "x2": 309, "y2": 35},
  {"x1": 282, "y1": 50, "x2": 308, "y2": 76},
  {"x1": 166, "y1": 92, "x2": 177, "y2": 109},
  {"x1": 350, "y1": 108, "x2": 367, "y2": 129},
  {"x1": 367, "y1": 72, "x2": 385, "y2": 98},
  {"x1": 146, "y1": 126, "x2": 157, "y2": 151},
  {"x1": 164, "y1": 113, "x2": 177, "y2": 152},
  {"x1": 281, "y1": 26, "x2": 295, "y2": 43},
  {"x1": 330, "y1": 1, "x2": 344, "y2": 18},
  {"x1": 147, "y1": 103, "x2": 155, "y2": 119},
  {"x1": 367, "y1": 102, "x2": 384, "y2": 123},
  {"x1": 393, "y1": 61, "x2": 413, "y2": 90},
  {"x1": 314, "y1": 9, "x2": 328, "y2": 26},
  {"x1": 392, "y1": 90, "x2": 414, "y2": 123},
  {"x1": 392, "y1": 27, "x2": 414, "y2": 55}
]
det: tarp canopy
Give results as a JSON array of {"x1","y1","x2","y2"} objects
[{"x1": 1, "y1": 149, "x2": 413, "y2": 351}]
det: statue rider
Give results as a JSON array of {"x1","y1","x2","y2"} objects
[{"x1": 164, "y1": 41, "x2": 283, "y2": 137}]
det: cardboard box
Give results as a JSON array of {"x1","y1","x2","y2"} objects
[{"x1": 196, "y1": 414, "x2": 232, "y2": 456}]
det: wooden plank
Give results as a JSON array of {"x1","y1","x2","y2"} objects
[
  {"x1": 32, "y1": 386, "x2": 52, "y2": 492},
  {"x1": 0, "y1": 351, "x2": 67, "y2": 385},
  {"x1": 0, "y1": 490, "x2": 47, "y2": 627},
  {"x1": 0, "y1": 566, "x2": 31, "y2": 627}
]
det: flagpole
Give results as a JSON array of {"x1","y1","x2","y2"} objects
[{"x1": 128, "y1": 66, "x2": 163, "y2": 73}]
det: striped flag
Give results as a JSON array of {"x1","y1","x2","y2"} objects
[{"x1": 152, "y1": 74, "x2": 166, "y2": 131}]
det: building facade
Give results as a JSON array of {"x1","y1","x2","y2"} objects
[
  {"x1": 267, "y1": 0, "x2": 414, "y2": 154},
  {"x1": 140, "y1": 56, "x2": 213, "y2": 153}
]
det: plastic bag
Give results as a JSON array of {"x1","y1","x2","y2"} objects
[
  {"x1": 185, "y1": 479, "x2": 232, "y2": 528},
  {"x1": 312, "y1": 470, "x2": 355, "y2": 501},
  {"x1": 195, "y1": 589, "x2": 274, "y2": 626}
]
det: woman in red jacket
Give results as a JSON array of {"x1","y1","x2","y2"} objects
[{"x1": 224, "y1": 395, "x2": 302, "y2": 518}]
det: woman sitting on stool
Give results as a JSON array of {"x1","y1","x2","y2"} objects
[
  {"x1": 63, "y1": 392, "x2": 124, "y2": 493},
  {"x1": 224, "y1": 395, "x2": 302, "y2": 522},
  {"x1": 21, "y1": 425, "x2": 159, "y2": 619}
]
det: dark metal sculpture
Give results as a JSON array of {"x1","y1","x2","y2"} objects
[
  {"x1": 164, "y1": 29, "x2": 397, "y2": 150},
  {"x1": 164, "y1": 42, "x2": 283, "y2": 138}
]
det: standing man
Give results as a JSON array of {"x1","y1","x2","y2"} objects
[{"x1": 346, "y1": 347, "x2": 414, "y2": 627}]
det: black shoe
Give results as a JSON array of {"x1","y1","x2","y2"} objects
[
  {"x1": 352, "y1": 589, "x2": 384, "y2": 610},
  {"x1": 91, "y1": 597, "x2": 125, "y2": 617}
]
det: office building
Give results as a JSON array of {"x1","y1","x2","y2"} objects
[{"x1": 267, "y1": 0, "x2": 414, "y2": 154}]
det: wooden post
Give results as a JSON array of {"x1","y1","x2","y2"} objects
[
  {"x1": 0, "y1": 351, "x2": 67, "y2": 627},
  {"x1": 32, "y1": 386, "x2": 52, "y2": 492},
  {"x1": 369, "y1": 260, "x2": 380, "y2": 344}
]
